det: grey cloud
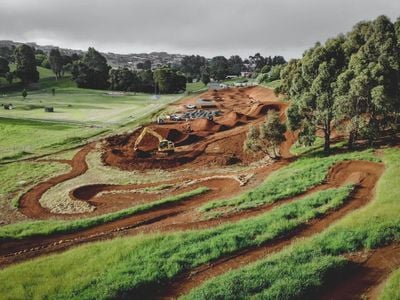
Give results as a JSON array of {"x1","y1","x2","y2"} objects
[{"x1": 1, "y1": 0, "x2": 399, "y2": 58}]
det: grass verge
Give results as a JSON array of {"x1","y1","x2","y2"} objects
[
  {"x1": 380, "y1": 267, "x2": 400, "y2": 300},
  {"x1": 0, "y1": 187, "x2": 209, "y2": 240},
  {"x1": 0, "y1": 161, "x2": 70, "y2": 208},
  {"x1": 201, "y1": 149, "x2": 378, "y2": 217},
  {"x1": 0, "y1": 185, "x2": 353, "y2": 299},
  {"x1": 184, "y1": 148, "x2": 400, "y2": 299}
]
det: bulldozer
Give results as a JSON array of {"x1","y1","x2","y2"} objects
[{"x1": 133, "y1": 127, "x2": 175, "y2": 154}]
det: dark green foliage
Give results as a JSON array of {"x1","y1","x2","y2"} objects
[
  {"x1": 153, "y1": 67, "x2": 186, "y2": 93},
  {"x1": 48, "y1": 48, "x2": 63, "y2": 79},
  {"x1": 109, "y1": 68, "x2": 140, "y2": 91},
  {"x1": 280, "y1": 15, "x2": 400, "y2": 153},
  {"x1": 180, "y1": 55, "x2": 207, "y2": 79},
  {"x1": 210, "y1": 56, "x2": 229, "y2": 80},
  {"x1": 0, "y1": 57, "x2": 10, "y2": 75},
  {"x1": 335, "y1": 16, "x2": 400, "y2": 148},
  {"x1": 245, "y1": 111, "x2": 286, "y2": 158},
  {"x1": 14, "y1": 44, "x2": 39, "y2": 84},
  {"x1": 22, "y1": 89, "x2": 27, "y2": 99},
  {"x1": 228, "y1": 55, "x2": 244, "y2": 75},
  {"x1": 71, "y1": 47, "x2": 110, "y2": 89}
]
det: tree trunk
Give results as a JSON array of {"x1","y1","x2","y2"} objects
[
  {"x1": 348, "y1": 131, "x2": 354, "y2": 150},
  {"x1": 323, "y1": 128, "x2": 331, "y2": 155}
]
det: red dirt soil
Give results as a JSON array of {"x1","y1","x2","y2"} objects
[
  {"x1": 318, "y1": 243, "x2": 400, "y2": 300},
  {"x1": 102, "y1": 86, "x2": 288, "y2": 170},
  {"x1": 18, "y1": 143, "x2": 95, "y2": 219}
]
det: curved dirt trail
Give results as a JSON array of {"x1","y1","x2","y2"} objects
[
  {"x1": 19, "y1": 143, "x2": 95, "y2": 219},
  {"x1": 317, "y1": 243, "x2": 400, "y2": 300},
  {"x1": 151, "y1": 160, "x2": 384, "y2": 299},
  {"x1": 0, "y1": 161, "x2": 382, "y2": 275}
]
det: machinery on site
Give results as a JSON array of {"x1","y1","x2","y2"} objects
[{"x1": 133, "y1": 127, "x2": 175, "y2": 154}]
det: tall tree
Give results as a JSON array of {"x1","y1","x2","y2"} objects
[
  {"x1": 14, "y1": 44, "x2": 39, "y2": 85},
  {"x1": 49, "y1": 49, "x2": 63, "y2": 79},
  {"x1": 210, "y1": 56, "x2": 229, "y2": 81},
  {"x1": 228, "y1": 55, "x2": 243, "y2": 75},
  {"x1": 284, "y1": 36, "x2": 347, "y2": 154},
  {"x1": 153, "y1": 67, "x2": 186, "y2": 93},
  {"x1": 0, "y1": 57, "x2": 10, "y2": 76},
  {"x1": 335, "y1": 15, "x2": 400, "y2": 147},
  {"x1": 71, "y1": 47, "x2": 110, "y2": 89},
  {"x1": 180, "y1": 55, "x2": 207, "y2": 79}
]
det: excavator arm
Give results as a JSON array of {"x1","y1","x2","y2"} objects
[{"x1": 134, "y1": 127, "x2": 174, "y2": 152}]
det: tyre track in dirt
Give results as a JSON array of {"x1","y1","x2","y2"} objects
[
  {"x1": 18, "y1": 143, "x2": 96, "y2": 219},
  {"x1": 149, "y1": 160, "x2": 384, "y2": 299},
  {"x1": 316, "y1": 243, "x2": 400, "y2": 300}
]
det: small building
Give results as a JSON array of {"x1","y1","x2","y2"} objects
[{"x1": 44, "y1": 106, "x2": 54, "y2": 112}]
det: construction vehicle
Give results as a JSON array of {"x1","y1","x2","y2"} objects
[{"x1": 134, "y1": 127, "x2": 175, "y2": 154}]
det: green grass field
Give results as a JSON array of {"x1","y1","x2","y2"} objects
[
  {"x1": 0, "y1": 184, "x2": 353, "y2": 299},
  {"x1": 0, "y1": 66, "x2": 181, "y2": 162},
  {"x1": 0, "y1": 161, "x2": 70, "y2": 224},
  {"x1": 185, "y1": 148, "x2": 400, "y2": 299}
]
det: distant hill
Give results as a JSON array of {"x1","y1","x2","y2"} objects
[{"x1": 0, "y1": 40, "x2": 186, "y2": 69}]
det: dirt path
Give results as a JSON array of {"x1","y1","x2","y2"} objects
[
  {"x1": 0, "y1": 161, "x2": 382, "y2": 275},
  {"x1": 316, "y1": 244, "x2": 400, "y2": 300},
  {"x1": 18, "y1": 143, "x2": 95, "y2": 219},
  {"x1": 149, "y1": 161, "x2": 384, "y2": 299}
]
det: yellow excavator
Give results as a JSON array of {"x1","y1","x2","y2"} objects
[{"x1": 134, "y1": 127, "x2": 175, "y2": 154}]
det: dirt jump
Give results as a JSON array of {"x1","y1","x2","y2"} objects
[{"x1": 102, "y1": 86, "x2": 287, "y2": 170}]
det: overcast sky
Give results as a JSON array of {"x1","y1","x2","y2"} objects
[{"x1": 1, "y1": 0, "x2": 399, "y2": 59}]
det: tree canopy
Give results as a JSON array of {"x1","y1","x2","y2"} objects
[
  {"x1": 279, "y1": 15, "x2": 400, "y2": 154},
  {"x1": 14, "y1": 44, "x2": 39, "y2": 85}
]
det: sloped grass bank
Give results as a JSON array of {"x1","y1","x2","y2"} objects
[
  {"x1": 0, "y1": 187, "x2": 208, "y2": 240},
  {"x1": 0, "y1": 186, "x2": 353, "y2": 299},
  {"x1": 380, "y1": 267, "x2": 400, "y2": 300},
  {"x1": 185, "y1": 148, "x2": 400, "y2": 299},
  {"x1": 201, "y1": 149, "x2": 378, "y2": 216}
]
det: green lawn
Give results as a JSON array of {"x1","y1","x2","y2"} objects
[
  {"x1": 0, "y1": 161, "x2": 70, "y2": 208},
  {"x1": 0, "y1": 118, "x2": 103, "y2": 161},
  {"x1": 186, "y1": 81, "x2": 207, "y2": 93},
  {"x1": 0, "y1": 87, "x2": 179, "y2": 125}
]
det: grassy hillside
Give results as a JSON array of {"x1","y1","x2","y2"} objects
[{"x1": 186, "y1": 148, "x2": 400, "y2": 299}]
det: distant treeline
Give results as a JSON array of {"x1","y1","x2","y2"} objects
[{"x1": 0, "y1": 43, "x2": 287, "y2": 93}]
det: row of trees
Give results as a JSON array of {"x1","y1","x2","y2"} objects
[
  {"x1": 72, "y1": 48, "x2": 186, "y2": 93},
  {"x1": 279, "y1": 15, "x2": 400, "y2": 154},
  {"x1": 180, "y1": 54, "x2": 286, "y2": 83},
  {"x1": 0, "y1": 44, "x2": 82, "y2": 86}
]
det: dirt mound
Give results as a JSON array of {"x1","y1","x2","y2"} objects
[
  {"x1": 247, "y1": 103, "x2": 282, "y2": 118},
  {"x1": 190, "y1": 119, "x2": 223, "y2": 132},
  {"x1": 216, "y1": 111, "x2": 253, "y2": 127}
]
